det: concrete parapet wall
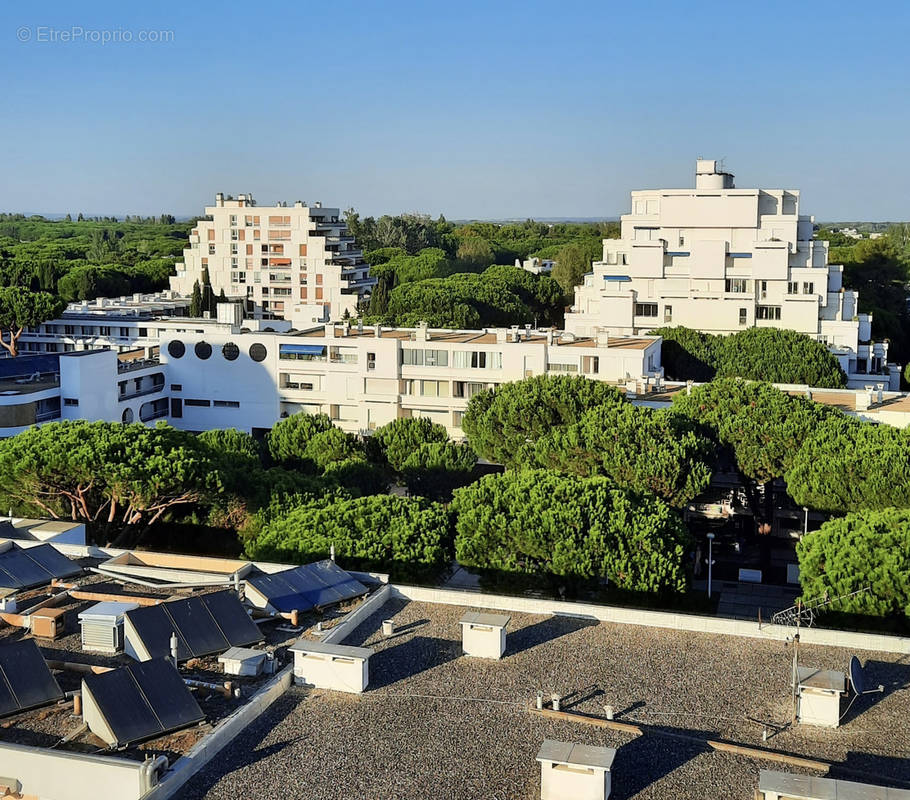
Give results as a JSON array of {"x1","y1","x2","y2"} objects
[
  {"x1": 322, "y1": 584, "x2": 392, "y2": 645},
  {"x1": 391, "y1": 585, "x2": 910, "y2": 655}
]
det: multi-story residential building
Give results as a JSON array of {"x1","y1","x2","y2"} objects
[
  {"x1": 0, "y1": 324, "x2": 662, "y2": 438},
  {"x1": 169, "y1": 193, "x2": 375, "y2": 327},
  {"x1": 565, "y1": 160, "x2": 899, "y2": 389}
]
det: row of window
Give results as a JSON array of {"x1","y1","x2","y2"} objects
[{"x1": 167, "y1": 340, "x2": 267, "y2": 362}]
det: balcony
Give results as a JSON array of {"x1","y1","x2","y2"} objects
[
  {"x1": 119, "y1": 383, "x2": 165, "y2": 402},
  {"x1": 117, "y1": 357, "x2": 160, "y2": 374}
]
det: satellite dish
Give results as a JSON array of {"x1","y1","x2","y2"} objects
[{"x1": 849, "y1": 655, "x2": 864, "y2": 695}]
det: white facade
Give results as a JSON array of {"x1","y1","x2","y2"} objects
[
  {"x1": 160, "y1": 323, "x2": 662, "y2": 437},
  {"x1": 565, "y1": 160, "x2": 898, "y2": 389},
  {"x1": 169, "y1": 193, "x2": 376, "y2": 327}
]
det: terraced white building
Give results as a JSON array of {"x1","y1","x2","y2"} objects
[{"x1": 565, "y1": 160, "x2": 899, "y2": 389}]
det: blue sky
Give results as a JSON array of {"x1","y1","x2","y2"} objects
[{"x1": 2, "y1": 0, "x2": 909, "y2": 220}]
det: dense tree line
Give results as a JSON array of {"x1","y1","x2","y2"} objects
[
  {"x1": 655, "y1": 326, "x2": 848, "y2": 387},
  {"x1": 0, "y1": 216, "x2": 190, "y2": 301}
]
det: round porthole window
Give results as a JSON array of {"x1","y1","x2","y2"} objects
[
  {"x1": 249, "y1": 343, "x2": 267, "y2": 362},
  {"x1": 167, "y1": 340, "x2": 185, "y2": 358},
  {"x1": 222, "y1": 342, "x2": 239, "y2": 361},
  {"x1": 194, "y1": 341, "x2": 212, "y2": 360},
  {"x1": 122, "y1": 408, "x2": 134, "y2": 423}
]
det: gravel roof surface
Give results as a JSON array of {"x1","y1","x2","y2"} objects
[{"x1": 177, "y1": 598, "x2": 910, "y2": 799}]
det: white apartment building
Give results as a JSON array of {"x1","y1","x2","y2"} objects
[
  {"x1": 0, "y1": 325, "x2": 662, "y2": 438},
  {"x1": 169, "y1": 193, "x2": 375, "y2": 327},
  {"x1": 565, "y1": 160, "x2": 899, "y2": 389}
]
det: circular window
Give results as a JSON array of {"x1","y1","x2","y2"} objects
[
  {"x1": 222, "y1": 342, "x2": 239, "y2": 361},
  {"x1": 249, "y1": 343, "x2": 267, "y2": 362},
  {"x1": 194, "y1": 341, "x2": 212, "y2": 360},
  {"x1": 167, "y1": 340, "x2": 185, "y2": 359},
  {"x1": 122, "y1": 408, "x2": 134, "y2": 423}
]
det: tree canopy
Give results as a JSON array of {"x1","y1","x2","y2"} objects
[
  {"x1": 672, "y1": 378, "x2": 837, "y2": 485},
  {"x1": 0, "y1": 287, "x2": 67, "y2": 356},
  {"x1": 463, "y1": 374, "x2": 624, "y2": 465},
  {"x1": 529, "y1": 404, "x2": 713, "y2": 507},
  {"x1": 0, "y1": 421, "x2": 219, "y2": 533},
  {"x1": 244, "y1": 494, "x2": 454, "y2": 580},
  {"x1": 653, "y1": 326, "x2": 847, "y2": 388},
  {"x1": 372, "y1": 417, "x2": 449, "y2": 472},
  {"x1": 785, "y1": 416, "x2": 910, "y2": 513},
  {"x1": 451, "y1": 470, "x2": 691, "y2": 593},
  {"x1": 796, "y1": 508, "x2": 910, "y2": 617},
  {"x1": 267, "y1": 412, "x2": 336, "y2": 469}
]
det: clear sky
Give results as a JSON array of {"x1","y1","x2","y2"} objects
[{"x1": 2, "y1": 0, "x2": 909, "y2": 221}]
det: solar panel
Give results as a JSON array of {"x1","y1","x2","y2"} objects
[
  {"x1": 163, "y1": 595, "x2": 229, "y2": 658},
  {"x1": 311, "y1": 560, "x2": 368, "y2": 603},
  {"x1": 84, "y1": 665, "x2": 160, "y2": 746},
  {"x1": 200, "y1": 591, "x2": 261, "y2": 648},
  {"x1": 0, "y1": 543, "x2": 81, "y2": 591},
  {"x1": 0, "y1": 549, "x2": 52, "y2": 589},
  {"x1": 246, "y1": 561, "x2": 367, "y2": 613},
  {"x1": 25, "y1": 544, "x2": 82, "y2": 579},
  {"x1": 125, "y1": 605, "x2": 192, "y2": 661},
  {"x1": 82, "y1": 659, "x2": 203, "y2": 747},
  {"x1": 124, "y1": 591, "x2": 259, "y2": 661},
  {"x1": 0, "y1": 639, "x2": 64, "y2": 717},
  {"x1": 127, "y1": 659, "x2": 204, "y2": 733}
]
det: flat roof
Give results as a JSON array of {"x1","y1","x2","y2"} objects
[
  {"x1": 293, "y1": 325, "x2": 657, "y2": 350},
  {"x1": 177, "y1": 600, "x2": 910, "y2": 800},
  {"x1": 759, "y1": 769, "x2": 910, "y2": 800}
]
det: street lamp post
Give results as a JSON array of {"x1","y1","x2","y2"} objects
[
  {"x1": 802, "y1": 506, "x2": 808, "y2": 537},
  {"x1": 706, "y1": 533, "x2": 715, "y2": 600}
]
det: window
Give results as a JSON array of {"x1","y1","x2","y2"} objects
[
  {"x1": 548, "y1": 362, "x2": 579, "y2": 373},
  {"x1": 229, "y1": 215, "x2": 237, "y2": 226},
  {"x1": 453, "y1": 381, "x2": 485, "y2": 399},
  {"x1": 170, "y1": 399, "x2": 182, "y2": 418},
  {"x1": 63, "y1": 398, "x2": 79, "y2": 407},
  {"x1": 194, "y1": 341, "x2": 212, "y2": 360},
  {"x1": 401, "y1": 349, "x2": 449, "y2": 367},
  {"x1": 279, "y1": 344, "x2": 325, "y2": 361},
  {"x1": 171, "y1": 384, "x2": 182, "y2": 391},
  {"x1": 725, "y1": 278, "x2": 749, "y2": 293},
  {"x1": 739, "y1": 308, "x2": 748, "y2": 326},
  {"x1": 803, "y1": 282, "x2": 814, "y2": 295},
  {"x1": 453, "y1": 410, "x2": 464, "y2": 427},
  {"x1": 760, "y1": 280, "x2": 768, "y2": 299},
  {"x1": 185, "y1": 399, "x2": 210, "y2": 407},
  {"x1": 222, "y1": 342, "x2": 239, "y2": 361},
  {"x1": 367, "y1": 352, "x2": 376, "y2": 370},
  {"x1": 213, "y1": 400, "x2": 240, "y2": 408},
  {"x1": 664, "y1": 305, "x2": 672, "y2": 323},
  {"x1": 420, "y1": 380, "x2": 449, "y2": 397},
  {"x1": 231, "y1": 243, "x2": 238, "y2": 255},
  {"x1": 167, "y1": 340, "x2": 185, "y2": 358},
  {"x1": 634, "y1": 303, "x2": 658, "y2": 317},
  {"x1": 788, "y1": 281, "x2": 799, "y2": 294},
  {"x1": 756, "y1": 305, "x2": 782, "y2": 320},
  {"x1": 679, "y1": 236, "x2": 686, "y2": 247},
  {"x1": 453, "y1": 351, "x2": 502, "y2": 369},
  {"x1": 119, "y1": 327, "x2": 129, "y2": 337},
  {"x1": 121, "y1": 408, "x2": 134, "y2": 423},
  {"x1": 207, "y1": 229, "x2": 215, "y2": 241}
]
